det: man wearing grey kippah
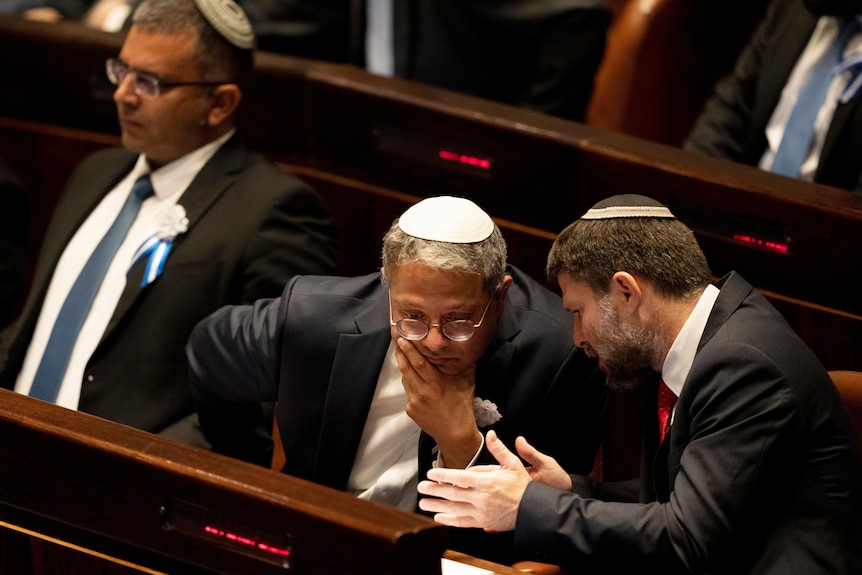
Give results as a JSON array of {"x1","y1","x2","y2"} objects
[
  {"x1": 418, "y1": 194, "x2": 862, "y2": 573},
  {"x1": 0, "y1": 0, "x2": 338, "y2": 449},
  {"x1": 188, "y1": 195, "x2": 608, "y2": 564}
]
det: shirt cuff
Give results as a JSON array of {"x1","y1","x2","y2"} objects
[{"x1": 431, "y1": 433, "x2": 486, "y2": 469}]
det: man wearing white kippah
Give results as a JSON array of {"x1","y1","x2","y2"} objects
[
  {"x1": 0, "y1": 0, "x2": 338, "y2": 449},
  {"x1": 188, "y1": 195, "x2": 608, "y2": 564},
  {"x1": 417, "y1": 194, "x2": 862, "y2": 573}
]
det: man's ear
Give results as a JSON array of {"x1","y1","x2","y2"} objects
[
  {"x1": 610, "y1": 271, "x2": 642, "y2": 313},
  {"x1": 207, "y1": 84, "x2": 242, "y2": 127},
  {"x1": 494, "y1": 275, "x2": 514, "y2": 311}
]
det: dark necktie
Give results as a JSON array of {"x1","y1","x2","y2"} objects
[
  {"x1": 771, "y1": 18, "x2": 861, "y2": 177},
  {"x1": 657, "y1": 379, "x2": 677, "y2": 444},
  {"x1": 29, "y1": 175, "x2": 154, "y2": 403}
]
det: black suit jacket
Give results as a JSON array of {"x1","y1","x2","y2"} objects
[
  {"x1": 515, "y1": 272, "x2": 862, "y2": 574},
  {"x1": 241, "y1": 0, "x2": 610, "y2": 120},
  {"x1": 685, "y1": 0, "x2": 862, "y2": 190},
  {"x1": 0, "y1": 135, "x2": 338, "y2": 444},
  {"x1": 378, "y1": 0, "x2": 612, "y2": 121},
  {"x1": 189, "y1": 268, "x2": 608, "y2": 563}
]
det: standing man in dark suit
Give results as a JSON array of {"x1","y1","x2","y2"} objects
[
  {"x1": 188, "y1": 196, "x2": 608, "y2": 564},
  {"x1": 0, "y1": 0, "x2": 338, "y2": 449},
  {"x1": 685, "y1": 0, "x2": 862, "y2": 191},
  {"x1": 418, "y1": 195, "x2": 862, "y2": 573},
  {"x1": 357, "y1": 0, "x2": 612, "y2": 121},
  {"x1": 228, "y1": 0, "x2": 611, "y2": 121}
]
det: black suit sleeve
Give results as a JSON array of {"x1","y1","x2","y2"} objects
[{"x1": 188, "y1": 283, "x2": 290, "y2": 466}]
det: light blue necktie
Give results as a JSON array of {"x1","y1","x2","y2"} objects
[
  {"x1": 771, "y1": 18, "x2": 861, "y2": 177},
  {"x1": 29, "y1": 174, "x2": 154, "y2": 403}
]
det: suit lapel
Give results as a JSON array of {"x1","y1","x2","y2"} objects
[
  {"x1": 698, "y1": 272, "x2": 751, "y2": 354},
  {"x1": 473, "y1": 299, "x2": 520, "y2": 403},
  {"x1": 818, "y1": 96, "x2": 862, "y2": 187},
  {"x1": 648, "y1": 274, "x2": 751, "y2": 501},
  {"x1": 27, "y1": 155, "x2": 136, "y2": 305},
  {"x1": 102, "y1": 136, "x2": 247, "y2": 342},
  {"x1": 314, "y1": 298, "x2": 392, "y2": 490},
  {"x1": 10, "y1": 153, "x2": 136, "y2": 362}
]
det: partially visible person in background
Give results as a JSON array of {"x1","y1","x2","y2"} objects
[
  {"x1": 685, "y1": 0, "x2": 862, "y2": 191},
  {"x1": 354, "y1": 0, "x2": 612, "y2": 121},
  {"x1": 3, "y1": 0, "x2": 611, "y2": 121},
  {"x1": 1, "y1": 0, "x2": 139, "y2": 30}
]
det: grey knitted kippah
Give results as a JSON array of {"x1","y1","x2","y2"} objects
[
  {"x1": 581, "y1": 194, "x2": 675, "y2": 220},
  {"x1": 194, "y1": 0, "x2": 255, "y2": 49}
]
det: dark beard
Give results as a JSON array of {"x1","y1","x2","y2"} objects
[
  {"x1": 803, "y1": 0, "x2": 862, "y2": 17},
  {"x1": 605, "y1": 366, "x2": 659, "y2": 392},
  {"x1": 584, "y1": 343, "x2": 657, "y2": 392},
  {"x1": 585, "y1": 296, "x2": 661, "y2": 392}
]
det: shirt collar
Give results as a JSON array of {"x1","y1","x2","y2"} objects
[
  {"x1": 137, "y1": 129, "x2": 235, "y2": 200},
  {"x1": 661, "y1": 283, "x2": 720, "y2": 397}
]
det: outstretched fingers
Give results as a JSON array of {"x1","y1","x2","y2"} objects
[
  {"x1": 515, "y1": 435, "x2": 572, "y2": 491},
  {"x1": 417, "y1": 480, "x2": 484, "y2": 528}
]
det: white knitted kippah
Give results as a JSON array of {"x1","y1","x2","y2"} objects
[
  {"x1": 398, "y1": 196, "x2": 495, "y2": 243},
  {"x1": 194, "y1": 0, "x2": 255, "y2": 49},
  {"x1": 581, "y1": 194, "x2": 675, "y2": 220}
]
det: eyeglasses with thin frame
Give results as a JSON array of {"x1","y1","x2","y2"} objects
[
  {"x1": 389, "y1": 292, "x2": 494, "y2": 342},
  {"x1": 105, "y1": 58, "x2": 225, "y2": 98}
]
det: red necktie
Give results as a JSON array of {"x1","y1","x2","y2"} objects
[{"x1": 657, "y1": 379, "x2": 677, "y2": 443}]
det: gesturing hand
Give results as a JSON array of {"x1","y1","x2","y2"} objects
[
  {"x1": 516, "y1": 435, "x2": 572, "y2": 491},
  {"x1": 417, "y1": 430, "x2": 532, "y2": 532}
]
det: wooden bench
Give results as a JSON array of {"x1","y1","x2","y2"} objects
[{"x1": 0, "y1": 389, "x2": 462, "y2": 574}]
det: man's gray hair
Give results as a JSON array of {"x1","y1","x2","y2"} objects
[{"x1": 381, "y1": 219, "x2": 508, "y2": 293}]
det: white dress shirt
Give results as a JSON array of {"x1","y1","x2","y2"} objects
[
  {"x1": 365, "y1": 0, "x2": 395, "y2": 76},
  {"x1": 348, "y1": 341, "x2": 422, "y2": 510},
  {"x1": 660, "y1": 284, "x2": 721, "y2": 422},
  {"x1": 15, "y1": 130, "x2": 233, "y2": 409},
  {"x1": 346, "y1": 340, "x2": 485, "y2": 511}
]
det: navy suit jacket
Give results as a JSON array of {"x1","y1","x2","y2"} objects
[
  {"x1": 0, "y1": 135, "x2": 338, "y2": 444},
  {"x1": 189, "y1": 267, "x2": 608, "y2": 563},
  {"x1": 515, "y1": 272, "x2": 862, "y2": 573},
  {"x1": 685, "y1": 0, "x2": 862, "y2": 190}
]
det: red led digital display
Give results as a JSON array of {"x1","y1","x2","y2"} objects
[
  {"x1": 732, "y1": 234, "x2": 789, "y2": 254},
  {"x1": 438, "y1": 149, "x2": 492, "y2": 169},
  {"x1": 204, "y1": 525, "x2": 291, "y2": 558},
  {"x1": 162, "y1": 498, "x2": 291, "y2": 569}
]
